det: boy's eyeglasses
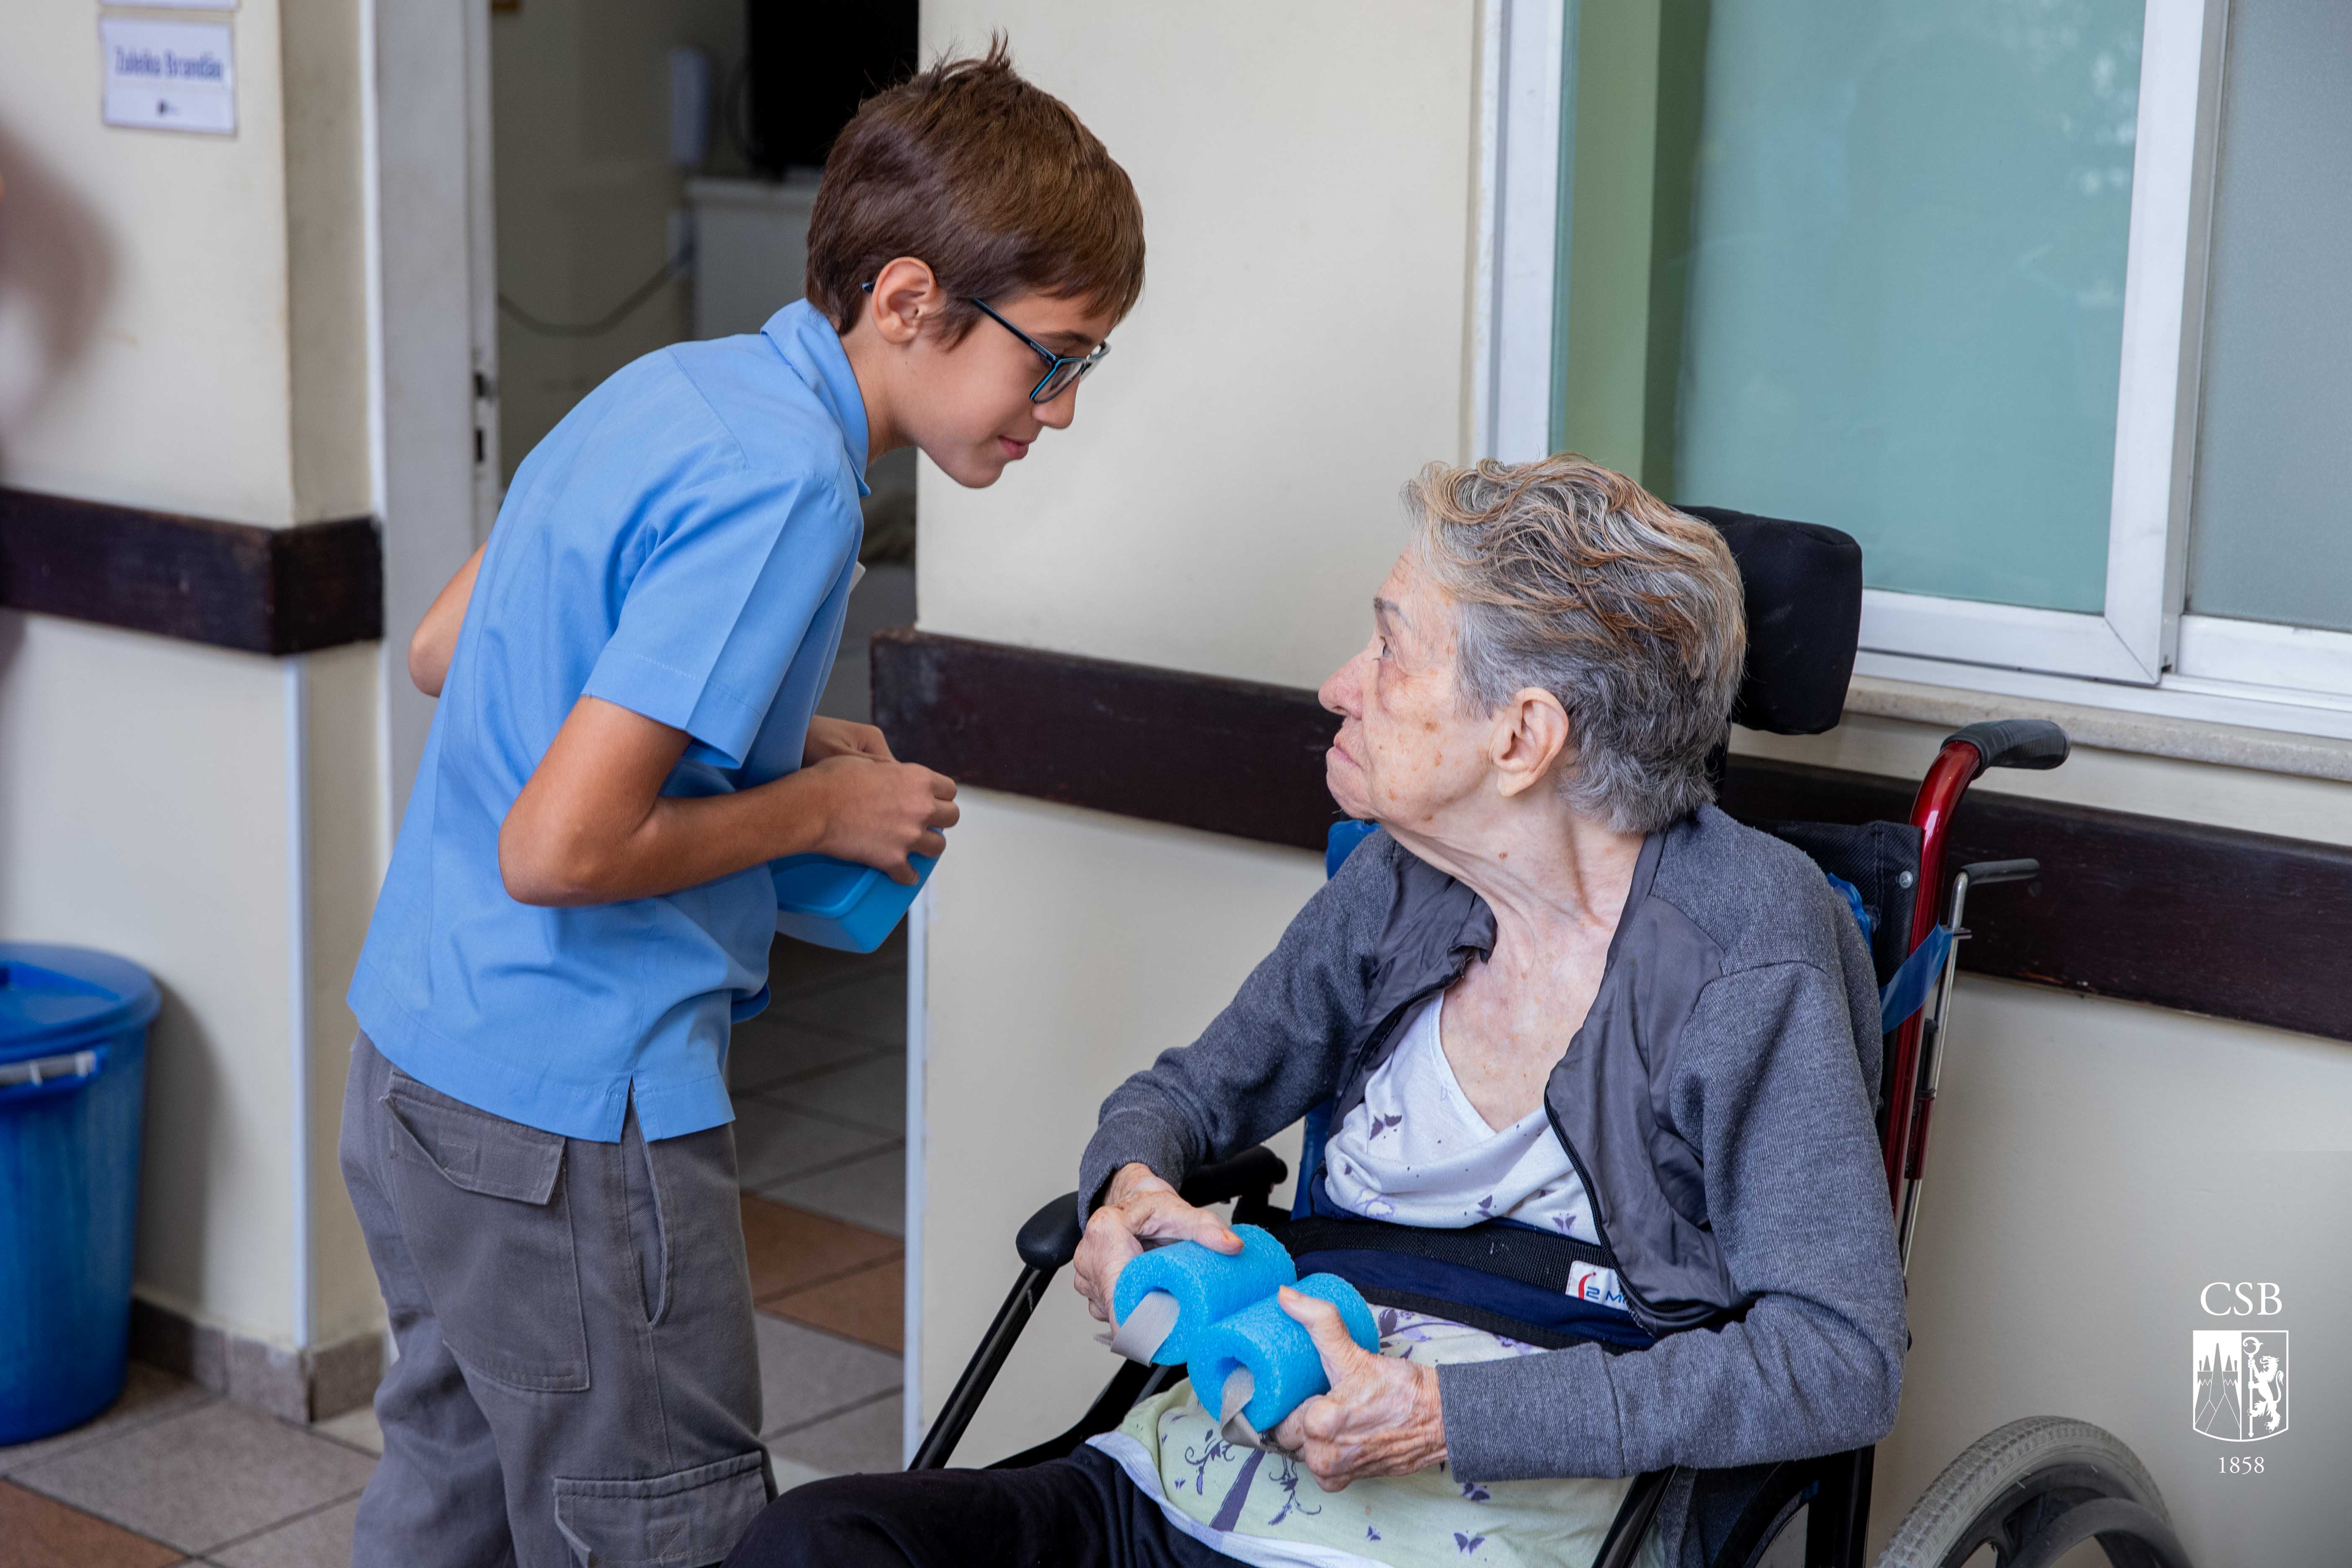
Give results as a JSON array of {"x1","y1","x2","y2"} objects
[
  {"x1": 968, "y1": 298, "x2": 1110, "y2": 403},
  {"x1": 858, "y1": 281, "x2": 1110, "y2": 403}
]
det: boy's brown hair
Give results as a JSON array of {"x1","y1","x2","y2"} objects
[{"x1": 805, "y1": 39, "x2": 1145, "y2": 344}]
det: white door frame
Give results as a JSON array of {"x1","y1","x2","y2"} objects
[{"x1": 365, "y1": 0, "x2": 500, "y2": 824}]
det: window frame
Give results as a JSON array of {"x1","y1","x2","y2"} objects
[
  {"x1": 1495, "y1": 0, "x2": 2352, "y2": 745},
  {"x1": 1471, "y1": 0, "x2": 1572, "y2": 465}
]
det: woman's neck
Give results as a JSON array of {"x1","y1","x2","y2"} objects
[{"x1": 1389, "y1": 796, "x2": 1648, "y2": 961}]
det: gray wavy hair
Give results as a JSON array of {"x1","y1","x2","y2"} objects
[{"x1": 1404, "y1": 455, "x2": 1746, "y2": 833}]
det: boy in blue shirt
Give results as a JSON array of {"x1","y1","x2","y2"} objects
[{"x1": 339, "y1": 45, "x2": 1144, "y2": 1568}]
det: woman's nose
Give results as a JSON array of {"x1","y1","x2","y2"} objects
[{"x1": 1319, "y1": 659, "x2": 1360, "y2": 717}]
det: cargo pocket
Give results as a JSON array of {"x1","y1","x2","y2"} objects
[
  {"x1": 554, "y1": 1450, "x2": 771, "y2": 1568},
  {"x1": 383, "y1": 1069, "x2": 590, "y2": 1391}
]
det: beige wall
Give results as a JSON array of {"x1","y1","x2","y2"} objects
[
  {"x1": 918, "y1": 0, "x2": 1481, "y2": 691},
  {"x1": 0, "y1": 0, "x2": 383, "y2": 1352},
  {"x1": 909, "y1": 3, "x2": 2352, "y2": 1560},
  {"x1": 2, "y1": 2, "x2": 295, "y2": 522}
]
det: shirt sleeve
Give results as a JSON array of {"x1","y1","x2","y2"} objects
[{"x1": 580, "y1": 466, "x2": 855, "y2": 771}]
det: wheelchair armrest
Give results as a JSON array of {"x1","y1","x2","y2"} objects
[
  {"x1": 1180, "y1": 1146, "x2": 1290, "y2": 1207},
  {"x1": 1016, "y1": 1148, "x2": 1292, "y2": 1277},
  {"x1": 1017, "y1": 1191, "x2": 1085, "y2": 1274}
]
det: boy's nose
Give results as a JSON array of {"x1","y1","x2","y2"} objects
[{"x1": 1034, "y1": 385, "x2": 1079, "y2": 429}]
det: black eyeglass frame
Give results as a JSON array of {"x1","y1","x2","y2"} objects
[
  {"x1": 857, "y1": 280, "x2": 1109, "y2": 403},
  {"x1": 967, "y1": 298, "x2": 1110, "y2": 404}
]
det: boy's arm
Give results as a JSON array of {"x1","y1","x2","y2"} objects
[
  {"x1": 499, "y1": 694, "x2": 956, "y2": 905},
  {"x1": 409, "y1": 543, "x2": 485, "y2": 697}
]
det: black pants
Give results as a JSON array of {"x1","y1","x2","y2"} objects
[{"x1": 725, "y1": 1446, "x2": 1245, "y2": 1568}]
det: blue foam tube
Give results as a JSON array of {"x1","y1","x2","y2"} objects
[
  {"x1": 1110, "y1": 1224, "x2": 1296, "y2": 1366},
  {"x1": 1187, "y1": 1273, "x2": 1380, "y2": 1434}
]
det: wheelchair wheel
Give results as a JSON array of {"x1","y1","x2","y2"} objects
[{"x1": 1876, "y1": 1416, "x2": 2192, "y2": 1568}]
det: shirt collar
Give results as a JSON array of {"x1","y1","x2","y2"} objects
[{"x1": 761, "y1": 300, "x2": 872, "y2": 497}]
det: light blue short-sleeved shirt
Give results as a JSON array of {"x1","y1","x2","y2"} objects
[{"x1": 349, "y1": 302, "x2": 869, "y2": 1141}]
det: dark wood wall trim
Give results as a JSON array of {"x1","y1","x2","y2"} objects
[
  {"x1": 874, "y1": 627, "x2": 2352, "y2": 1046},
  {"x1": 874, "y1": 627, "x2": 1344, "y2": 849},
  {"x1": 1715, "y1": 758, "x2": 2352, "y2": 1045},
  {"x1": 0, "y1": 486, "x2": 383, "y2": 654}
]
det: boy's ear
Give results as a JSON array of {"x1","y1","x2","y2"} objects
[{"x1": 867, "y1": 256, "x2": 945, "y2": 347}]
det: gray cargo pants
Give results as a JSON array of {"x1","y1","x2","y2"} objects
[{"x1": 340, "y1": 1033, "x2": 771, "y2": 1568}]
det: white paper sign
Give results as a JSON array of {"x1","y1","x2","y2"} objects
[{"x1": 100, "y1": 19, "x2": 236, "y2": 135}]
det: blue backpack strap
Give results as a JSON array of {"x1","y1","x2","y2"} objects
[
  {"x1": 1326, "y1": 818, "x2": 1379, "y2": 879},
  {"x1": 1825, "y1": 866, "x2": 1949, "y2": 1033},
  {"x1": 1879, "y1": 923, "x2": 1955, "y2": 1035},
  {"x1": 1823, "y1": 871, "x2": 1874, "y2": 939},
  {"x1": 1294, "y1": 822, "x2": 1380, "y2": 1216},
  {"x1": 1291, "y1": 1100, "x2": 1334, "y2": 1219}
]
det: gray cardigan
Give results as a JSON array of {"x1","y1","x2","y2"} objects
[{"x1": 1079, "y1": 809, "x2": 1907, "y2": 1508}]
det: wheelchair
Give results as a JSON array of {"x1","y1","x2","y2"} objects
[{"x1": 906, "y1": 511, "x2": 2194, "y2": 1568}]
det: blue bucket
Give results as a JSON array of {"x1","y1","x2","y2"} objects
[{"x1": 0, "y1": 944, "x2": 159, "y2": 1444}]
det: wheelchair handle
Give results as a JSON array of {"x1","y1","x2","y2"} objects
[{"x1": 1944, "y1": 719, "x2": 2069, "y2": 778}]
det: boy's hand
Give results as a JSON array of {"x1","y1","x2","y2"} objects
[
  {"x1": 805, "y1": 755, "x2": 958, "y2": 884},
  {"x1": 803, "y1": 716, "x2": 895, "y2": 765}
]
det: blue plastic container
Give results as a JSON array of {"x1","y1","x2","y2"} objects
[
  {"x1": 772, "y1": 852, "x2": 938, "y2": 954},
  {"x1": 0, "y1": 944, "x2": 159, "y2": 1444}
]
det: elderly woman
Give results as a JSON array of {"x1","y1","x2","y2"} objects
[{"x1": 728, "y1": 455, "x2": 1905, "y2": 1568}]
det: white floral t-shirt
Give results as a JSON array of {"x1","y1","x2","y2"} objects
[{"x1": 1324, "y1": 992, "x2": 1625, "y2": 1314}]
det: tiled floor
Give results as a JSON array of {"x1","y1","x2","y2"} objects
[
  {"x1": 732, "y1": 929, "x2": 913, "y2": 1480},
  {"x1": 0, "y1": 933, "x2": 911, "y2": 1567},
  {"x1": 0, "y1": 1364, "x2": 378, "y2": 1568}
]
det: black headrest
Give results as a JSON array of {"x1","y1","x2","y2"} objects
[{"x1": 1680, "y1": 505, "x2": 1861, "y2": 737}]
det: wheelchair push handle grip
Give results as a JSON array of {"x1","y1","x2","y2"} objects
[{"x1": 1944, "y1": 719, "x2": 2069, "y2": 778}]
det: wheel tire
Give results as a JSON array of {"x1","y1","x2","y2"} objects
[{"x1": 1876, "y1": 1416, "x2": 2188, "y2": 1568}]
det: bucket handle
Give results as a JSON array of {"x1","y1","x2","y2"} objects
[{"x1": 0, "y1": 1046, "x2": 110, "y2": 1104}]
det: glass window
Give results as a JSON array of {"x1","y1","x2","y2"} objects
[
  {"x1": 2183, "y1": 0, "x2": 2352, "y2": 635},
  {"x1": 1615, "y1": 0, "x2": 2147, "y2": 614}
]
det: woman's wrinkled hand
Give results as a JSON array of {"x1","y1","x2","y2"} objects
[
  {"x1": 1272, "y1": 1286, "x2": 1447, "y2": 1490},
  {"x1": 1071, "y1": 1163, "x2": 1242, "y2": 1325}
]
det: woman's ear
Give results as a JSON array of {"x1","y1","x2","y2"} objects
[
  {"x1": 867, "y1": 256, "x2": 943, "y2": 346},
  {"x1": 1490, "y1": 688, "x2": 1571, "y2": 798}
]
